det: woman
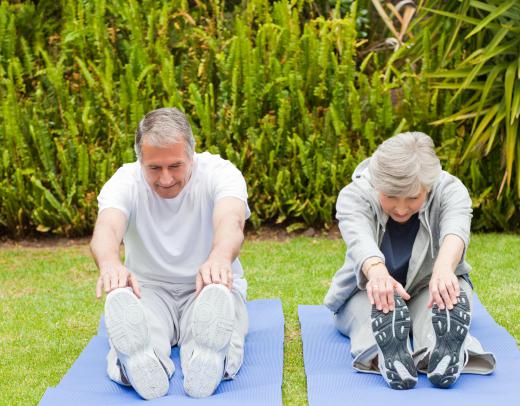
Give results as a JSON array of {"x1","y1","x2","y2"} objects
[{"x1": 324, "y1": 132, "x2": 495, "y2": 389}]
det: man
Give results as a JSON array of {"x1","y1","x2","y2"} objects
[{"x1": 90, "y1": 107, "x2": 249, "y2": 400}]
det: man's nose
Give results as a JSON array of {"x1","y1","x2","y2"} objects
[{"x1": 159, "y1": 169, "x2": 173, "y2": 185}]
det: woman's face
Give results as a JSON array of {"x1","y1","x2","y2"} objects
[{"x1": 378, "y1": 187, "x2": 428, "y2": 223}]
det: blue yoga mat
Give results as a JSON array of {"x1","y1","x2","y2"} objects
[
  {"x1": 39, "y1": 299, "x2": 284, "y2": 405},
  {"x1": 299, "y1": 295, "x2": 519, "y2": 405}
]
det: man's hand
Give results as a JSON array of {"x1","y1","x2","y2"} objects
[
  {"x1": 196, "y1": 257, "x2": 233, "y2": 294},
  {"x1": 96, "y1": 260, "x2": 141, "y2": 299},
  {"x1": 428, "y1": 268, "x2": 459, "y2": 310},
  {"x1": 196, "y1": 197, "x2": 246, "y2": 295},
  {"x1": 366, "y1": 264, "x2": 410, "y2": 313},
  {"x1": 90, "y1": 208, "x2": 136, "y2": 299}
]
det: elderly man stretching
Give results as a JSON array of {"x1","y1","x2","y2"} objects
[{"x1": 90, "y1": 107, "x2": 249, "y2": 400}]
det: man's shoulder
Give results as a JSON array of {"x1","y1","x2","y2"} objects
[
  {"x1": 197, "y1": 151, "x2": 228, "y2": 165},
  {"x1": 196, "y1": 152, "x2": 242, "y2": 175},
  {"x1": 100, "y1": 161, "x2": 140, "y2": 195},
  {"x1": 110, "y1": 161, "x2": 140, "y2": 182}
]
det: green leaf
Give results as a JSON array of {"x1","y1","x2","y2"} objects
[
  {"x1": 505, "y1": 61, "x2": 517, "y2": 125},
  {"x1": 465, "y1": 1, "x2": 516, "y2": 39}
]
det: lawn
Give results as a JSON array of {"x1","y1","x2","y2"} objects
[{"x1": 0, "y1": 233, "x2": 519, "y2": 405}]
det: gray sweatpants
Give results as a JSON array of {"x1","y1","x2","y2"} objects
[
  {"x1": 106, "y1": 281, "x2": 249, "y2": 385},
  {"x1": 335, "y1": 277, "x2": 496, "y2": 375}
]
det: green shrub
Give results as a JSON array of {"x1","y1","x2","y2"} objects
[
  {"x1": 0, "y1": 0, "x2": 516, "y2": 236},
  {"x1": 377, "y1": 0, "x2": 520, "y2": 230}
]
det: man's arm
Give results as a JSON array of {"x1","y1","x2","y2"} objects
[
  {"x1": 90, "y1": 208, "x2": 141, "y2": 298},
  {"x1": 196, "y1": 197, "x2": 246, "y2": 294}
]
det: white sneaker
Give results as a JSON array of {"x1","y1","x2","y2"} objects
[
  {"x1": 183, "y1": 284, "x2": 235, "y2": 398},
  {"x1": 105, "y1": 288, "x2": 169, "y2": 400},
  {"x1": 371, "y1": 293, "x2": 418, "y2": 390},
  {"x1": 427, "y1": 291, "x2": 471, "y2": 387}
]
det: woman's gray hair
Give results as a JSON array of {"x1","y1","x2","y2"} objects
[
  {"x1": 134, "y1": 108, "x2": 195, "y2": 160},
  {"x1": 368, "y1": 132, "x2": 441, "y2": 196}
]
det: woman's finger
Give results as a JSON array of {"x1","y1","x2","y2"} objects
[
  {"x1": 372, "y1": 282, "x2": 382, "y2": 310},
  {"x1": 379, "y1": 280, "x2": 389, "y2": 313},
  {"x1": 385, "y1": 280, "x2": 395, "y2": 311}
]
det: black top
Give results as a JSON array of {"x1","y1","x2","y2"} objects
[{"x1": 380, "y1": 213, "x2": 420, "y2": 286}]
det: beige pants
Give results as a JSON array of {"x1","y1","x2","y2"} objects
[
  {"x1": 106, "y1": 281, "x2": 249, "y2": 385},
  {"x1": 334, "y1": 277, "x2": 496, "y2": 375}
]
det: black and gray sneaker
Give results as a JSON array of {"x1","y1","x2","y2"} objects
[
  {"x1": 427, "y1": 291, "x2": 471, "y2": 388},
  {"x1": 371, "y1": 293, "x2": 417, "y2": 390}
]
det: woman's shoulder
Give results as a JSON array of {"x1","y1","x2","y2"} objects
[{"x1": 432, "y1": 171, "x2": 469, "y2": 195}]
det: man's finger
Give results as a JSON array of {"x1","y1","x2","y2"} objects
[
  {"x1": 227, "y1": 271, "x2": 233, "y2": 290},
  {"x1": 103, "y1": 273, "x2": 111, "y2": 293},
  {"x1": 221, "y1": 268, "x2": 228, "y2": 287},
  {"x1": 110, "y1": 272, "x2": 119, "y2": 292},
  {"x1": 96, "y1": 277, "x2": 103, "y2": 298},
  {"x1": 129, "y1": 273, "x2": 141, "y2": 298},
  {"x1": 196, "y1": 272, "x2": 203, "y2": 294},
  {"x1": 211, "y1": 267, "x2": 221, "y2": 284},
  {"x1": 201, "y1": 268, "x2": 212, "y2": 286},
  {"x1": 118, "y1": 270, "x2": 128, "y2": 289}
]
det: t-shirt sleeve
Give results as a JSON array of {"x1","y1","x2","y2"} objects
[
  {"x1": 210, "y1": 158, "x2": 251, "y2": 220},
  {"x1": 97, "y1": 164, "x2": 137, "y2": 219}
]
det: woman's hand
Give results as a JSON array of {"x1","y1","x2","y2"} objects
[
  {"x1": 428, "y1": 268, "x2": 460, "y2": 310},
  {"x1": 366, "y1": 264, "x2": 410, "y2": 313},
  {"x1": 428, "y1": 235, "x2": 465, "y2": 309}
]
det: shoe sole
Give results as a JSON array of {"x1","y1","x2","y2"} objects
[
  {"x1": 427, "y1": 291, "x2": 471, "y2": 388},
  {"x1": 371, "y1": 294, "x2": 417, "y2": 390},
  {"x1": 184, "y1": 284, "x2": 235, "y2": 398},
  {"x1": 105, "y1": 288, "x2": 169, "y2": 400}
]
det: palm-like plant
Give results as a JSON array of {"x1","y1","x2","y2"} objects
[{"x1": 410, "y1": 0, "x2": 520, "y2": 196}]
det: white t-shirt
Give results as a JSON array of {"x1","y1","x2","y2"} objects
[{"x1": 97, "y1": 152, "x2": 250, "y2": 298}]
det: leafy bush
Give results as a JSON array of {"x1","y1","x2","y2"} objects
[
  {"x1": 0, "y1": 0, "x2": 516, "y2": 236},
  {"x1": 376, "y1": 0, "x2": 520, "y2": 230}
]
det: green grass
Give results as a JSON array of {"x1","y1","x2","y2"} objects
[{"x1": 0, "y1": 234, "x2": 519, "y2": 405}]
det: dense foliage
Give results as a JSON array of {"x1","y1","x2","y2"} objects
[
  {"x1": 388, "y1": 0, "x2": 520, "y2": 231},
  {"x1": 0, "y1": 0, "x2": 518, "y2": 236}
]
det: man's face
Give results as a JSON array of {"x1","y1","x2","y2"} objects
[
  {"x1": 378, "y1": 187, "x2": 428, "y2": 223},
  {"x1": 140, "y1": 140, "x2": 194, "y2": 199}
]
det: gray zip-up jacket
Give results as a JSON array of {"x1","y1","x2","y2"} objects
[{"x1": 324, "y1": 158, "x2": 472, "y2": 313}]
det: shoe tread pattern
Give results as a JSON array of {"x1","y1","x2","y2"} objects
[
  {"x1": 371, "y1": 294, "x2": 417, "y2": 390},
  {"x1": 184, "y1": 285, "x2": 235, "y2": 398},
  {"x1": 428, "y1": 291, "x2": 471, "y2": 388},
  {"x1": 105, "y1": 289, "x2": 169, "y2": 400}
]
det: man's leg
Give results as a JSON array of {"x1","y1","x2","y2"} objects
[
  {"x1": 179, "y1": 284, "x2": 248, "y2": 398},
  {"x1": 105, "y1": 286, "x2": 177, "y2": 399}
]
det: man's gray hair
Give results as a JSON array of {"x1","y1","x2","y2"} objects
[
  {"x1": 134, "y1": 107, "x2": 195, "y2": 160},
  {"x1": 368, "y1": 132, "x2": 441, "y2": 196}
]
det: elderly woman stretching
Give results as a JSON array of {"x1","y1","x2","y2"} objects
[{"x1": 324, "y1": 132, "x2": 495, "y2": 389}]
